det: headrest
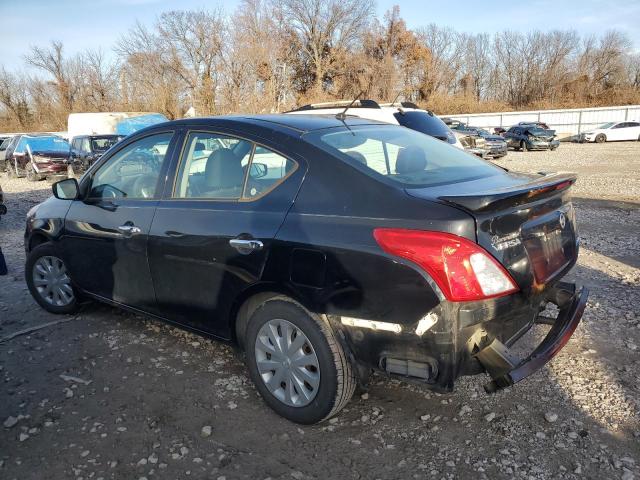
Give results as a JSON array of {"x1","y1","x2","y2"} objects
[
  {"x1": 396, "y1": 146, "x2": 427, "y2": 174},
  {"x1": 204, "y1": 149, "x2": 244, "y2": 188}
]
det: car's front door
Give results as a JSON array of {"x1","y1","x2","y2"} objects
[
  {"x1": 147, "y1": 129, "x2": 303, "y2": 337},
  {"x1": 609, "y1": 122, "x2": 628, "y2": 141},
  {"x1": 62, "y1": 131, "x2": 177, "y2": 310}
]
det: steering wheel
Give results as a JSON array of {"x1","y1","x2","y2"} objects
[{"x1": 132, "y1": 174, "x2": 157, "y2": 199}]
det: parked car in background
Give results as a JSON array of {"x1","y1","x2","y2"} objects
[
  {"x1": 4, "y1": 134, "x2": 70, "y2": 181},
  {"x1": 69, "y1": 134, "x2": 124, "y2": 174},
  {"x1": 0, "y1": 183, "x2": 6, "y2": 218},
  {"x1": 579, "y1": 121, "x2": 640, "y2": 143},
  {"x1": 450, "y1": 125, "x2": 508, "y2": 158},
  {"x1": 287, "y1": 100, "x2": 465, "y2": 150},
  {"x1": 440, "y1": 118, "x2": 493, "y2": 158},
  {"x1": 504, "y1": 125, "x2": 560, "y2": 151},
  {"x1": 0, "y1": 136, "x2": 14, "y2": 168},
  {"x1": 25, "y1": 114, "x2": 587, "y2": 424}
]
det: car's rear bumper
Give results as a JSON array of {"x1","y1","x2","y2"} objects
[
  {"x1": 476, "y1": 282, "x2": 588, "y2": 392},
  {"x1": 336, "y1": 281, "x2": 587, "y2": 393}
]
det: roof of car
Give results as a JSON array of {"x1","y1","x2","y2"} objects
[{"x1": 163, "y1": 114, "x2": 385, "y2": 134}]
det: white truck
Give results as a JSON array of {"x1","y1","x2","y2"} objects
[{"x1": 67, "y1": 112, "x2": 167, "y2": 139}]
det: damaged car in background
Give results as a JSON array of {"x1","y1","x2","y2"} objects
[
  {"x1": 69, "y1": 134, "x2": 124, "y2": 175},
  {"x1": 24, "y1": 114, "x2": 587, "y2": 424},
  {"x1": 4, "y1": 134, "x2": 70, "y2": 181},
  {"x1": 504, "y1": 124, "x2": 560, "y2": 151}
]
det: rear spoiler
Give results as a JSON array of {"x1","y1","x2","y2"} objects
[{"x1": 439, "y1": 173, "x2": 576, "y2": 213}]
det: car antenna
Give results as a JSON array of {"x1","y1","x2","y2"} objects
[{"x1": 335, "y1": 91, "x2": 364, "y2": 121}]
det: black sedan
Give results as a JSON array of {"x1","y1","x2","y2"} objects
[{"x1": 24, "y1": 114, "x2": 587, "y2": 423}]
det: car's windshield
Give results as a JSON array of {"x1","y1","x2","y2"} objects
[
  {"x1": 18, "y1": 135, "x2": 69, "y2": 153},
  {"x1": 91, "y1": 137, "x2": 122, "y2": 152},
  {"x1": 597, "y1": 122, "x2": 616, "y2": 129},
  {"x1": 306, "y1": 125, "x2": 504, "y2": 188},
  {"x1": 527, "y1": 127, "x2": 550, "y2": 136}
]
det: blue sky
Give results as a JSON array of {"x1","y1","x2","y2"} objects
[{"x1": 1, "y1": 0, "x2": 639, "y2": 70}]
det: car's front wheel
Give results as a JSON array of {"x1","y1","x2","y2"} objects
[
  {"x1": 595, "y1": 133, "x2": 606, "y2": 143},
  {"x1": 25, "y1": 163, "x2": 40, "y2": 182},
  {"x1": 26, "y1": 243, "x2": 80, "y2": 314},
  {"x1": 245, "y1": 297, "x2": 356, "y2": 424},
  {"x1": 5, "y1": 160, "x2": 15, "y2": 178}
]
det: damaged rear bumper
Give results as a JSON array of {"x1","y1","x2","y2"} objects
[{"x1": 476, "y1": 282, "x2": 588, "y2": 393}]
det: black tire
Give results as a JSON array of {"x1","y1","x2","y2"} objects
[
  {"x1": 25, "y1": 163, "x2": 39, "y2": 182},
  {"x1": 25, "y1": 243, "x2": 80, "y2": 315},
  {"x1": 595, "y1": 133, "x2": 606, "y2": 143},
  {"x1": 245, "y1": 296, "x2": 356, "y2": 424},
  {"x1": 5, "y1": 160, "x2": 15, "y2": 178},
  {"x1": 520, "y1": 140, "x2": 528, "y2": 152}
]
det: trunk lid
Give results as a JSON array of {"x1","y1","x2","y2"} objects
[{"x1": 406, "y1": 172, "x2": 579, "y2": 295}]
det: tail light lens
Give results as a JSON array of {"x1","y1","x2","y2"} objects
[{"x1": 373, "y1": 229, "x2": 518, "y2": 302}]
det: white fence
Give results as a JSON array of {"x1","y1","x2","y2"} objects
[{"x1": 443, "y1": 105, "x2": 640, "y2": 140}]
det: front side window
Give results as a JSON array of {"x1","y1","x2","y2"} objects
[
  {"x1": 307, "y1": 124, "x2": 504, "y2": 188},
  {"x1": 88, "y1": 132, "x2": 172, "y2": 200},
  {"x1": 81, "y1": 138, "x2": 91, "y2": 153}
]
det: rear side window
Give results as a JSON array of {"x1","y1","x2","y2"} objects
[
  {"x1": 174, "y1": 132, "x2": 252, "y2": 199},
  {"x1": 174, "y1": 132, "x2": 297, "y2": 200},
  {"x1": 307, "y1": 125, "x2": 503, "y2": 188}
]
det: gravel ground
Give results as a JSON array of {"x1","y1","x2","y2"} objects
[{"x1": 1, "y1": 142, "x2": 639, "y2": 480}]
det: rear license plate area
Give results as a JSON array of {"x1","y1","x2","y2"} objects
[{"x1": 522, "y1": 207, "x2": 577, "y2": 283}]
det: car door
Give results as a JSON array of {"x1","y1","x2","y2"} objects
[
  {"x1": 62, "y1": 130, "x2": 177, "y2": 311},
  {"x1": 609, "y1": 122, "x2": 628, "y2": 141},
  {"x1": 147, "y1": 129, "x2": 303, "y2": 338},
  {"x1": 626, "y1": 121, "x2": 640, "y2": 140}
]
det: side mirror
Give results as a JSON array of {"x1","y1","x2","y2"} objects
[
  {"x1": 250, "y1": 162, "x2": 268, "y2": 179},
  {"x1": 52, "y1": 178, "x2": 80, "y2": 200}
]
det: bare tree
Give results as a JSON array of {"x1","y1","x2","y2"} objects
[{"x1": 280, "y1": 0, "x2": 373, "y2": 95}]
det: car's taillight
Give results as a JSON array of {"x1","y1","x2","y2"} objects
[{"x1": 373, "y1": 229, "x2": 518, "y2": 302}]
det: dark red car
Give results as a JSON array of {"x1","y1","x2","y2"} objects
[{"x1": 4, "y1": 134, "x2": 70, "y2": 181}]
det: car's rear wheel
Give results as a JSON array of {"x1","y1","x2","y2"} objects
[
  {"x1": 26, "y1": 243, "x2": 79, "y2": 314},
  {"x1": 245, "y1": 297, "x2": 356, "y2": 424},
  {"x1": 595, "y1": 133, "x2": 606, "y2": 143}
]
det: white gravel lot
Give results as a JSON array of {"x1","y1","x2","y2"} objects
[{"x1": 0, "y1": 142, "x2": 639, "y2": 480}]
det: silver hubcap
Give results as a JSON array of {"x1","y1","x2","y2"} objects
[
  {"x1": 32, "y1": 256, "x2": 74, "y2": 307},
  {"x1": 254, "y1": 319, "x2": 320, "y2": 407}
]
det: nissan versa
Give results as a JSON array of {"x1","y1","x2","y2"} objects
[{"x1": 24, "y1": 114, "x2": 588, "y2": 424}]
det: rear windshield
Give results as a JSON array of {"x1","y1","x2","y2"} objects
[
  {"x1": 306, "y1": 125, "x2": 503, "y2": 188},
  {"x1": 393, "y1": 111, "x2": 452, "y2": 141}
]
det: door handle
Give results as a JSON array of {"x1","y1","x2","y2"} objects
[
  {"x1": 229, "y1": 238, "x2": 264, "y2": 255},
  {"x1": 117, "y1": 224, "x2": 142, "y2": 235}
]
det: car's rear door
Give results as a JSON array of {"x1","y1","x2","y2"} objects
[
  {"x1": 147, "y1": 128, "x2": 304, "y2": 338},
  {"x1": 63, "y1": 130, "x2": 178, "y2": 311}
]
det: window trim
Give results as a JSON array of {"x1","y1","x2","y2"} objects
[
  {"x1": 84, "y1": 130, "x2": 176, "y2": 202},
  {"x1": 170, "y1": 129, "x2": 299, "y2": 203}
]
